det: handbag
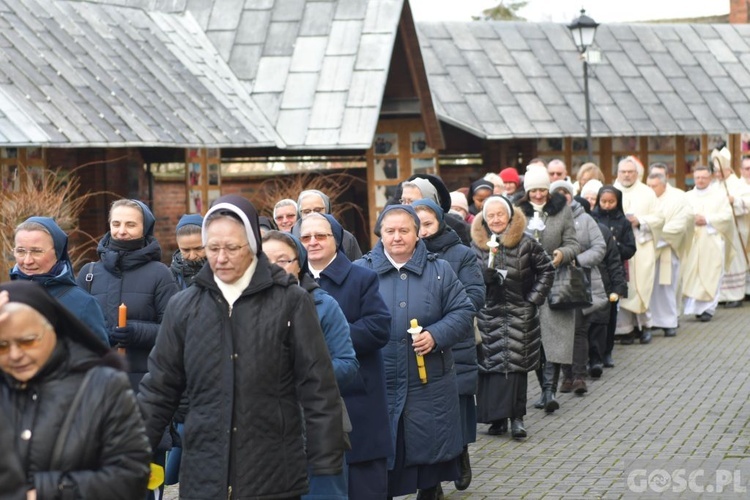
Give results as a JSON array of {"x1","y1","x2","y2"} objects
[{"x1": 547, "y1": 263, "x2": 592, "y2": 310}]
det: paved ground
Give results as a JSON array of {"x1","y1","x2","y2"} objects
[{"x1": 165, "y1": 306, "x2": 750, "y2": 499}]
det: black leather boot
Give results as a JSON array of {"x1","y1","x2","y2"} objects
[
  {"x1": 533, "y1": 366, "x2": 545, "y2": 408},
  {"x1": 454, "y1": 445, "x2": 472, "y2": 491},
  {"x1": 543, "y1": 361, "x2": 559, "y2": 412},
  {"x1": 511, "y1": 418, "x2": 527, "y2": 439},
  {"x1": 416, "y1": 483, "x2": 444, "y2": 500}
]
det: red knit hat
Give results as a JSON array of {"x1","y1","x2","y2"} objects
[{"x1": 500, "y1": 168, "x2": 520, "y2": 185}]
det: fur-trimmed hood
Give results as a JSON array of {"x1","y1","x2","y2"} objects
[
  {"x1": 471, "y1": 209, "x2": 527, "y2": 250},
  {"x1": 517, "y1": 191, "x2": 567, "y2": 218}
]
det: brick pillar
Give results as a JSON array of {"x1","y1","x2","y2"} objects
[{"x1": 730, "y1": 0, "x2": 750, "y2": 23}]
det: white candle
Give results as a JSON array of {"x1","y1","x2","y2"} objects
[{"x1": 487, "y1": 234, "x2": 499, "y2": 267}]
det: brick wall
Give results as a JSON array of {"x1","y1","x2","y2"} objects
[{"x1": 730, "y1": 0, "x2": 749, "y2": 23}]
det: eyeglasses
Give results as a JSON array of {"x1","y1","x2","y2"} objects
[
  {"x1": 13, "y1": 247, "x2": 52, "y2": 259},
  {"x1": 274, "y1": 214, "x2": 296, "y2": 221},
  {"x1": 299, "y1": 233, "x2": 333, "y2": 243},
  {"x1": 300, "y1": 207, "x2": 326, "y2": 216},
  {"x1": 272, "y1": 258, "x2": 298, "y2": 266},
  {"x1": 0, "y1": 329, "x2": 48, "y2": 355},
  {"x1": 205, "y1": 244, "x2": 248, "y2": 257}
]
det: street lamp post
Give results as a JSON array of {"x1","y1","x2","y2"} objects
[{"x1": 568, "y1": 9, "x2": 599, "y2": 162}]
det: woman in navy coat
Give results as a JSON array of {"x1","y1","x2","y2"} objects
[
  {"x1": 355, "y1": 205, "x2": 474, "y2": 500},
  {"x1": 299, "y1": 213, "x2": 392, "y2": 500},
  {"x1": 412, "y1": 199, "x2": 484, "y2": 492}
]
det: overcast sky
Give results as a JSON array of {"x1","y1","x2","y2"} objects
[{"x1": 410, "y1": 0, "x2": 729, "y2": 24}]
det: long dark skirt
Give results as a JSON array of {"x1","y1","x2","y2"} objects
[
  {"x1": 476, "y1": 372, "x2": 528, "y2": 423},
  {"x1": 387, "y1": 416, "x2": 460, "y2": 496},
  {"x1": 458, "y1": 394, "x2": 477, "y2": 445}
]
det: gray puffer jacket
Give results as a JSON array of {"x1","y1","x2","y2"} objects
[{"x1": 570, "y1": 202, "x2": 608, "y2": 316}]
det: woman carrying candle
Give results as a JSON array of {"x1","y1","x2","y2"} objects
[
  {"x1": 471, "y1": 195, "x2": 555, "y2": 439},
  {"x1": 354, "y1": 205, "x2": 474, "y2": 499}
]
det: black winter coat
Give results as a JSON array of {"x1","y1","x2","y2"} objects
[
  {"x1": 591, "y1": 187, "x2": 637, "y2": 262},
  {"x1": 77, "y1": 234, "x2": 179, "y2": 389},
  {"x1": 137, "y1": 256, "x2": 346, "y2": 499},
  {"x1": 589, "y1": 223, "x2": 629, "y2": 324},
  {"x1": 471, "y1": 211, "x2": 555, "y2": 374},
  {"x1": 1, "y1": 338, "x2": 150, "y2": 500},
  {"x1": 423, "y1": 226, "x2": 484, "y2": 395}
]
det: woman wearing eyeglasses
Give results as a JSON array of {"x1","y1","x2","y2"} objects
[
  {"x1": 138, "y1": 195, "x2": 347, "y2": 499},
  {"x1": 10, "y1": 217, "x2": 108, "y2": 347},
  {"x1": 262, "y1": 229, "x2": 358, "y2": 499},
  {"x1": 0, "y1": 281, "x2": 151, "y2": 500}
]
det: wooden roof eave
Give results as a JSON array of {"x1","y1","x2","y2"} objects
[{"x1": 398, "y1": 0, "x2": 445, "y2": 150}]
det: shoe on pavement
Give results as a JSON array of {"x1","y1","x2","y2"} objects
[
  {"x1": 664, "y1": 328, "x2": 677, "y2": 337},
  {"x1": 544, "y1": 389, "x2": 559, "y2": 413},
  {"x1": 454, "y1": 445, "x2": 472, "y2": 491},
  {"x1": 533, "y1": 394, "x2": 546, "y2": 409},
  {"x1": 559, "y1": 378, "x2": 573, "y2": 393},
  {"x1": 572, "y1": 378, "x2": 588, "y2": 395},
  {"x1": 725, "y1": 300, "x2": 743, "y2": 308},
  {"x1": 698, "y1": 312, "x2": 713, "y2": 322},
  {"x1": 603, "y1": 353, "x2": 615, "y2": 368},
  {"x1": 511, "y1": 418, "x2": 527, "y2": 439},
  {"x1": 416, "y1": 483, "x2": 444, "y2": 500},
  {"x1": 640, "y1": 329, "x2": 653, "y2": 344},
  {"x1": 589, "y1": 364, "x2": 603, "y2": 378},
  {"x1": 487, "y1": 420, "x2": 507, "y2": 436},
  {"x1": 620, "y1": 332, "x2": 635, "y2": 345}
]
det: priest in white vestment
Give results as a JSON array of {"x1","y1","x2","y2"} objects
[
  {"x1": 711, "y1": 148, "x2": 750, "y2": 306},
  {"x1": 683, "y1": 166, "x2": 734, "y2": 321},
  {"x1": 646, "y1": 172, "x2": 693, "y2": 337},
  {"x1": 613, "y1": 157, "x2": 665, "y2": 342}
]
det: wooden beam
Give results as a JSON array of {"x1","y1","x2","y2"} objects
[{"x1": 398, "y1": 0, "x2": 445, "y2": 151}]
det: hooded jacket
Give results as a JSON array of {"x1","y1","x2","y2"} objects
[
  {"x1": 413, "y1": 199, "x2": 485, "y2": 396},
  {"x1": 137, "y1": 256, "x2": 346, "y2": 499},
  {"x1": 76, "y1": 202, "x2": 179, "y2": 389},
  {"x1": 10, "y1": 217, "x2": 108, "y2": 346},
  {"x1": 471, "y1": 211, "x2": 555, "y2": 373},
  {"x1": 591, "y1": 185, "x2": 637, "y2": 262},
  {"x1": 0, "y1": 281, "x2": 150, "y2": 500}
]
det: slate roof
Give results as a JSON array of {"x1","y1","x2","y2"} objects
[
  {"x1": 0, "y1": 0, "x2": 278, "y2": 147},
  {"x1": 418, "y1": 21, "x2": 750, "y2": 140},
  {"x1": 179, "y1": 0, "x2": 404, "y2": 150}
]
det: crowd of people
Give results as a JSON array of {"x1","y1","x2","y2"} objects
[{"x1": 1, "y1": 150, "x2": 749, "y2": 499}]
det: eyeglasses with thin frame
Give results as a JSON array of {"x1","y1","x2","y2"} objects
[
  {"x1": 299, "y1": 233, "x2": 333, "y2": 243},
  {"x1": 0, "y1": 328, "x2": 49, "y2": 355},
  {"x1": 300, "y1": 207, "x2": 326, "y2": 216},
  {"x1": 205, "y1": 244, "x2": 248, "y2": 257},
  {"x1": 274, "y1": 214, "x2": 296, "y2": 221},
  {"x1": 272, "y1": 258, "x2": 298, "y2": 266},
  {"x1": 13, "y1": 248, "x2": 52, "y2": 259}
]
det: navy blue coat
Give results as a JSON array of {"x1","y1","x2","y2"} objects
[
  {"x1": 315, "y1": 250, "x2": 393, "y2": 465},
  {"x1": 356, "y1": 240, "x2": 474, "y2": 468},
  {"x1": 422, "y1": 227, "x2": 484, "y2": 396},
  {"x1": 11, "y1": 262, "x2": 109, "y2": 346},
  {"x1": 77, "y1": 234, "x2": 179, "y2": 389}
]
